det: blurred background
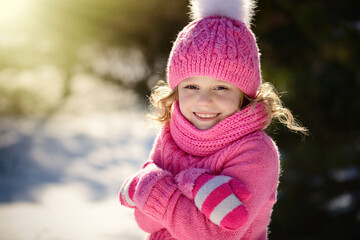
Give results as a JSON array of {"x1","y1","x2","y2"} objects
[{"x1": 0, "y1": 0, "x2": 359, "y2": 239}]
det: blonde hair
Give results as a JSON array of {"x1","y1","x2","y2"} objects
[{"x1": 148, "y1": 80, "x2": 309, "y2": 135}]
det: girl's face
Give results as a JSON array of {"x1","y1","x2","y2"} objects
[{"x1": 178, "y1": 76, "x2": 242, "y2": 130}]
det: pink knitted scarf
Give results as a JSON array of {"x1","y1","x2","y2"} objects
[{"x1": 170, "y1": 101, "x2": 269, "y2": 157}]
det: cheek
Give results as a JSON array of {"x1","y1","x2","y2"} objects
[
  {"x1": 178, "y1": 91, "x2": 194, "y2": 107},
  {"x1": 216, "y1": 95, "x2": 241, "y2": 114},
  {"x1": 177, "y1": 91, "x2": 186, "y2": 105},
  {"x1": 178, "y1": 95, "x2": 192, "y2": 116},
  {"x1": 230, "y1": 91, "x2": 241, "y2": 106},
  {"x1": 217, "y1": 95, "x2": 240, "y2": 107}
]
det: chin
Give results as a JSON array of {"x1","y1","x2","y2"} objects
[{"x1": 195, "y1": 123, "x2": 215, "y2": 130}]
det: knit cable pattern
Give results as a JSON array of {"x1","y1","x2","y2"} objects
[{"x1": 167, "y1": 16, "x2": 261, "y2": 98}]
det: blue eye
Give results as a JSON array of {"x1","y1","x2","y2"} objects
[
  {"x1": 215, "y1": 86, "x2": 228, "y2": 90},
  {"x1": 185, "y1": 85, "x2": 198, "y2": 90}
]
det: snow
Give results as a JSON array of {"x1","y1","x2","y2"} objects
[{"x1": 0, "y1": 76, "x2": 159, "y2": 240}]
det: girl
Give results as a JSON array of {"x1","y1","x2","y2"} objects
[{"x1": 120, "y1": 0, "x2": 308, "y2": 239}]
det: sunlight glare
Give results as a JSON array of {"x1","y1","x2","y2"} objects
[{"x1": 0, "y1": 0, "x2": 33, "y2": 24}]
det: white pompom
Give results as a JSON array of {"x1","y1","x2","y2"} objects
[{"x1": 190, "y1": 0, "x2": 256, "y2": 27}]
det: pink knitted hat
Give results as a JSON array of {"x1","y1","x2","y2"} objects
[{"x1": 167, "y1": 0, "x2": 261, "y2": 98}]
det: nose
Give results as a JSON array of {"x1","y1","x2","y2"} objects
[{"x1": 197, "y1": 90, "x2": 213, "y2": 106}]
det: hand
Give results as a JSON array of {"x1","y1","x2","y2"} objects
[
  {"x1": 119, "y1": 173, "x2": 139, "y2": 208},
  {"x1": 193, "y1": 174, "x2": 250, "y2": 230},
  {"x1": 119, "y1": 163, "x2": 174, "y2": 211},
  {"x1": 119, "y1": 163, "x2": 159, "y2": 208}
]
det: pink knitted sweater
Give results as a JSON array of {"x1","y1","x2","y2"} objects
[{"x1": 123, "y1": 102, "x2": 280, "y2": 240}]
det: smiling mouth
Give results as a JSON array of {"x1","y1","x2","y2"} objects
[{"x1": 194, "y1": 112, "x2": 220, "y2": 120}]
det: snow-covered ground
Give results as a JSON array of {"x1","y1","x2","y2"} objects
[{"x1": 0, "y1": 76, "x2": 159, "y2": 240}]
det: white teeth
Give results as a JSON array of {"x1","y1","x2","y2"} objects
[{"x1": 195, "y1": 113, "x2": 218, "y2": 118}]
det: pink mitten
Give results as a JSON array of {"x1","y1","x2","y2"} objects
[
  {"x1": 119, "y1": 163, "x2": 163, "y2": 208},
  {"x1": 119, "y1": 162, "x2": 175, "y2": 220},
  {"x1": 119, "y1": 172, "x2": 140, "y2": 208},
  {"x1": 175, "y1": 168, "x2": 209, "y2": 199},
  {"x1": 192, "y1": 174, "x2": 251, "y2": 230}
]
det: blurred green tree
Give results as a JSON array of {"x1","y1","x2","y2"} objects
[
  {"x1": 254, "y1": 1, "x2": 360, "y2": 239},
  {"x1": 0, "y1": 0, "x2": 188, "y2": 115}
]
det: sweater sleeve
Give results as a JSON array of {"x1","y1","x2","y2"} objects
[
  {"x1": 123, "y1": 131, "x2": 166, "y2": 233},
  {"x1": 219, "y1": 135, "x2": 280, "y2": 237},
  {"x1": 134, "y1": 208, "x2": 165, "y2": 234},
  {"x1": 132, "y1": 129, "x2": 178, "y2": 221}
]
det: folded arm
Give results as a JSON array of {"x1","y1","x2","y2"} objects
[{"x1": 119, "y1": 132, "x2": 279, "y2": 239}]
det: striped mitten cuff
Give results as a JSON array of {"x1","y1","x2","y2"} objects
[
  {"x1": 119, "y1": 173, "x2": 140, "y2": 208},
  {"x1": 193, "y1": 174, "x2": 251, "y2": 230}
]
